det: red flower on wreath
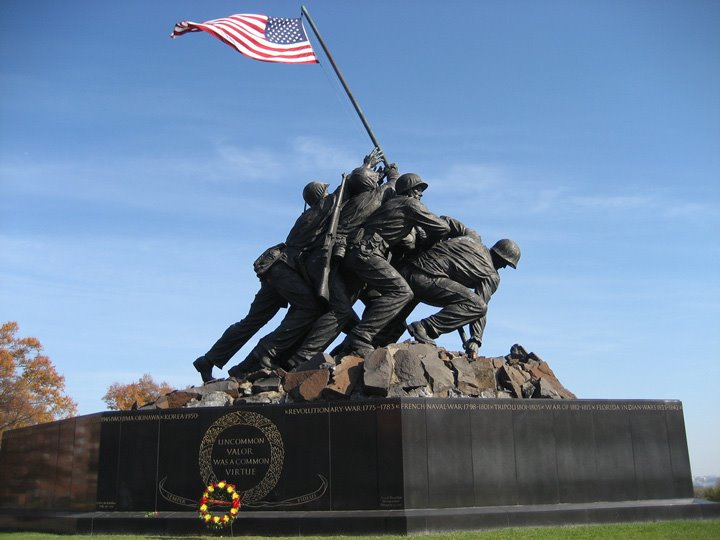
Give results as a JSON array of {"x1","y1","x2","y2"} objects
[{"x1": 198, "y1": 480, "x2": 241, "y2": 529}]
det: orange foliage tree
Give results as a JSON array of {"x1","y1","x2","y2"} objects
[
  {"x1": 102, "y1": 373, "x2": 173, "y2": 410},
  {"x1": 0, "y1": 321, "x2": 78, "y2": 440}
]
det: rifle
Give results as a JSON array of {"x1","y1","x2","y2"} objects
[
  {"x1": 317, "y1": 173, "x2": 348, "y2": 303},
  {"x1": 458, "y1": 326, "x2": 477, "y2": 359},
  {"x1": 458, "y1": 326, "x2": 469, "y2": 350}
]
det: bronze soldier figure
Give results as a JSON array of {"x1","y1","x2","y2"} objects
[
  {"x1": 370, "y1": 215, "x2": 481, "y2": 348},
  {"x1": 192, "y1": 181, "x2": 333, "y2": 382},
  {"x1": 284, "y1": 150, "x2": 399, "y2": 367},
  {"x1": 339, "y1": 173, "x2": 451, "y2": 357},
  {"x1": 403, "y1": 236, "x2": 521, "y2": 356}
]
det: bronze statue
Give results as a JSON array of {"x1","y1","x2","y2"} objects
[
  {"x1": 338, "y1": 173, "x2": 452, "y2": 357},
  {"x1": 404, "y1": 236, "x2": 521, "y2": 356},
  {"x1": 192, "y1": 181, "x2": 334, "y2": 382},
  {"x1": 283, "y1": 151, "x2": 401, "y2": 367},
  {"x1": 193, "y1": 153, "x2": 384, "y2": 382},
  {"x1": 369, "y1": 215, "x2": 480, "y2": 348},
  {"x1": 192, "y1": 148, "x2": 521, "y2": 381}
]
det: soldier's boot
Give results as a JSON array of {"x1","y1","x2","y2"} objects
[
  {"x1": 285, "y1": 354, "x2": 307, "y2": 370},
  {"x1": 338, "y1": 336, "x2": 374, "y2": 359},
  {"x1": 329, "y1": 339, "x2": 347, "y2": 358},
  {"x1": 193, "y1": 356, "x2": 215, "y2": 383},
  {"x1": 407, "y1": 321, "x2": 437, "y2": 346},
  {"x1": 228, "y1": 348, "x2": 273, "y2": 379}
]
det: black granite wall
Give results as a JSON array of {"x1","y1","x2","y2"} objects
[
  {"x1": 0, "y1": 399, "x2": 693, "y2": 513},
  {"x1": 400, "y1": 399, "x2": 693, "y2": 508}
]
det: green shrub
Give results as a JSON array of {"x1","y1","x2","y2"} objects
[{"x1": 696, "y1": 480, "x2": 720, "y2": 502}]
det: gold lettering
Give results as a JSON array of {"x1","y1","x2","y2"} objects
[
  {"x1": 226, "y1": 447, "x2": 254, "y2": 456},
  {"x1": 218, "y1": 437, "x2": 265, "y2": 445},
  {"x1": 225, "y1": 468, "x2": 256, "y2": 476}
]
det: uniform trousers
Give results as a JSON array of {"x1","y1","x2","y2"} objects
[
  {"x1": 203, "y1": 261, "x2": 321, "y2": 367},
  {"x1": 342, "y1": 247, "x2": 413, "y2": 350},
  {"x1": 403, "y1": 269, "x2": 487, "y2": 337}
]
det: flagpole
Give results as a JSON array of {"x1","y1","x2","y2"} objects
[{"x1": 301, "y1": 5, "x2": 389, "y2": 166}]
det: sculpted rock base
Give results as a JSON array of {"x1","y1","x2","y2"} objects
[{"x1": 140, "y1": 342, "x2": 576, "y2": 410}]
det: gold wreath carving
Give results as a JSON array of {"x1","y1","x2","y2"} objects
[{"x1": 198, "y1": 411, "x2": 284, "y2": 503}]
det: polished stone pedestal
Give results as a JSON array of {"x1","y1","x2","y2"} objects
[{"x1": 1, "y1": 398, "x2": 716, "y2": 535}]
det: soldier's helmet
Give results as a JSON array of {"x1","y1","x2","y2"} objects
[
  {"x1": 490, "y1": 239, "x2": 521, "y2": 269},
  {"x1": 395, "y1": 173, "x2": 428, "y2": 195},
  {"x1": 302, "y1": 181, "x2": 329, "y2": 206},
  {"x1": 348, "y1": 166, "x2": 378, "y2": 195}
]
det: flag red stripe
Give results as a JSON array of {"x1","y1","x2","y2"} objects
[
  {"x1": 194, "y1": 24, "x2": 316, "y2": 63},
  {"x1": 211, "y1": 21, "x2": 314, "y2": 55},
  {"x1": 224, "y1": 14, "x2": 266, "y2": 35},
  {"x1": 199, "y1": 25, "x2": 316, "y2": 62},
  {"x1": 214, "y1": 18, "x2": 314, "y2": 52}
]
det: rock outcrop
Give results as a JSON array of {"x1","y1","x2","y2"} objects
[{"x1": 139, "y1": 343, "x2": 575, "y2": 410}]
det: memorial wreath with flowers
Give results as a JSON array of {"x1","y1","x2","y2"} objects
[{"x1": 198, "y1": 481, "x2": 241, "y2": 529}]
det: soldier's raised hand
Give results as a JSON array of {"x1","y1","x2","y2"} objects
[
  {"x1": 380, "y1": 162, "x2": 398, "y2": 183},
  {"x1": 363, "y1": 147, "x2": 383, "y2": 169}
]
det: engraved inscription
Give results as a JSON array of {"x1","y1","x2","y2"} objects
[
  {"x1": 212, "y1": 427, "x2": 270, "y2": 484},
  {"x1": 282, "y1": 400, "x2": 682, "y2": 416},
  {"x1": 199, "y1": 411, "x2": 284, "y2": 503},
  {"x1": 101, "y1": 412, "x2": 200, "y2": 422}
]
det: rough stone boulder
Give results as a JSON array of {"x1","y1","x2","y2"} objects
[{"x1": 139, "y1": 343, "x2": 575, "y2": 409}]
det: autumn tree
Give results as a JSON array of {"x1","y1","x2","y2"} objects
[
  {"x1": 0, "y1": 321, "x2": 78, "y2": 441},
  {"x1": 102, "y1": 373, "x2": 173, "y2": 410}
]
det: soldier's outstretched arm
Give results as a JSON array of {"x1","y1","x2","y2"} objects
[
  {"x1": 411, "y1": 200, "x2": 452, "y2": 242},
  {"x1": 441, "y1": 215, "x2": 481, "y2": 241}
]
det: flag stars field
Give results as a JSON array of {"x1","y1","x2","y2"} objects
[{"x1": 265, "y1": 17, "x2": 309, "y2": 44}]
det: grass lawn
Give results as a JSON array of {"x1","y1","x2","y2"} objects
[{"x1": 1, "y1": 520, "x2": 719, "y2": 539}]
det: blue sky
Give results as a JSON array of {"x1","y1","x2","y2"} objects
[{"x1": 1, "y1": 1, "x2": 718, "y2": 476}]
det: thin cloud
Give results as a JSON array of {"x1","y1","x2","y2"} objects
[
  {"x1": 663, "y1": 201, "x2": 717, "y2": 219},
  {"x1": 568, "y1": 194, "x2": 654, "y2": 210},
  {"x1": 214, "y1": 137, "x2": 359, "y2": 184},
  {"x1": 434, "y1": 163, "x2": 508, "y2": 192},
  {"x1": 0, "y1": 137, "x2": 362, "y2": 220},
  {"x1": 214, "y1": 145, "x2": 290, "y2": 182},
  {"x1": 292, "y1": 136, "x2": 358, "y2": 173},
  {"x1": 431, "y1": 160, "x2": 717, "y2": 222}
]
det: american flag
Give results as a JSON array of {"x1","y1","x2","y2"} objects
[{"x1": 171, "y1": 14, "x2": 318, "y2": 64}]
